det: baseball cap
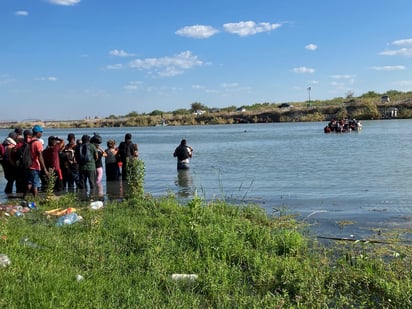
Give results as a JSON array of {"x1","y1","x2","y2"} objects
[{"x1": 32, "y1": 125, "x2": 43, "y2": 133}]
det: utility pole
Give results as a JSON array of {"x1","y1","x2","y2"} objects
[{"x1": 307, "y1": 86, "x2": 311, "y2": 106}]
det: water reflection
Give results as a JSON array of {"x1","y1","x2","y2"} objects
[
  {"x1": 175, "y1": 169, "x2": 194, "y2": 197},
  {"x1": 106, "y1": 180, "x2": 124, "y2": 201}
]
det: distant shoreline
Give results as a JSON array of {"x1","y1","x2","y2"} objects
[{"x1": 1, "y1": 99, "x2": 411, "y2": 129}]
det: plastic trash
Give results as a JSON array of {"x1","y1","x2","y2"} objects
[
  {"x1": 20, "y1": 237, "x2": 42, "y2": 249},
  {"x1": 76, "y1": 274, "x2": 85, "y2": 282},
  {"x1": 13, "y1": 211, "x2": 24, "y2": 217},
  {"x1": 28, "y1": 202, "x2": 37, "y2": 209},
  {"x1": 171, "y1": 274, "x2": 198, "y2": 281},
  {"x1": 9, "y1": 207, "x2": 24, "y2": 217},
  {"x1": 56, "y1": 213, "x2": 82, "y2": 226},
  {"x1": 90, "y1": 201, "x2": 104, "y2": 210},
  {"x1": 0, "y1": 254, "x2": 11, "y2": 267}
]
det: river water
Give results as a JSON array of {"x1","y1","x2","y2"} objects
[{"x1": 1, "y1": 120, "x2": 412, "y2": 238}]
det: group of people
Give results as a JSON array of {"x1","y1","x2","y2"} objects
[
  {"x1": 324, "y1": 118, "x2": 362, "y2": 133},
  {"x1": 0, "y1": 126, "x2": 139, "y2": 199}
]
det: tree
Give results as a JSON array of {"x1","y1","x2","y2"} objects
[
  {"x1": 126, "y1": 111, "x2": 139, "y2": 118},
  {"x1": 149, "y1": 110, "x2": 164, "y2": 116},
  {"x1": 345, "y1": 91, "x2": 354, "y2": 99},
  {"x1": 190, "y1": 102, "x2": 208, "y2": 112},
  {"x1": 172, "y1": 108, "x2": 190, "y2": 115}
]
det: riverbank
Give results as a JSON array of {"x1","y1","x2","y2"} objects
[
  {"x1": 1, "y1": 97, "x2": 412, "y2": 129},
  {"x1": 1, "y1": 193, "x2": 411, "y2": 308}
]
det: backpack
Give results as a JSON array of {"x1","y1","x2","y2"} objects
[
  {"x1": 0, "y1": 143, "x2": 4, "y2": 163},
  {"x1": 61, "y1": 147, "x2": 76, "y2": 165},
  {"x1": 174, "y1": 145, "x2": 189, "y2": 161},
  {"x1": 118, "y1": 141, "x2": 136, "y2": 162},
  {"x1": 17, "y1": 141, "x2": 33, "y2": 168},
  {"x1": 78, "y1": 143, "x2": 92, "y2": 163}
]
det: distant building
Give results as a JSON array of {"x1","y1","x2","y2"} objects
[
  {"x1": 279, "y1": 103, "x2": 293, "y2": 108},
  {"x1": 381, "y1": 95, "x2": 390, "y2": 103},
  {"x1": 193, "y1": 110, "x2": 206, "y2": 116},
  {"x1": 388, "y1": 107, "x2": 398, "y2": 118}
]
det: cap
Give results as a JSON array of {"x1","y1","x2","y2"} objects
[
  {"x1": 32, "y1": 125, "x2": 43, "y2": 133},
  {"x1": 90, "y1": 134, "x2": 102, "y2": 144},
  {"x1": 4, "y1": 137, "x2": 17, "y2": 145},
  {"x1": 8, "y1": 132, "x2": 18, "y2": 139}
]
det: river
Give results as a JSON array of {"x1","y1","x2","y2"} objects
[{"x1": 1, "y1": 120, "x2": 412, "y2": 238}]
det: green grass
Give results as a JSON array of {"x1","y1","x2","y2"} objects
[{"x1": 0, "y1": 193, "x2": 412, "y2": 308}]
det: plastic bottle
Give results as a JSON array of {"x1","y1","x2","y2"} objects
[
  {"x1": 56, "y1": 213, "x2": 81, "y2": 226},
  {"x1": 90, "y1": 201, "x2": 104, "y2": 210},
  {"x1": 0, "y1": 254, "x2": 11, "y2": 267},
  {"x1": 14, "y1": 211, "x2": 24, "y2": 217},
  {"x1": 20, "y1": 237, "x2": 41, "y2": 248},
  {"x1": 171, "y1": 274, "x2": 198, "y2": 281}
]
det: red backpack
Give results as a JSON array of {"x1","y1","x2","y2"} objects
[{"x1": 0, "y1": 143, "x2": 5, "y2": 163}]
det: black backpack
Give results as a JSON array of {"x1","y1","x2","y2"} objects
[
  {"x1": 78, "y1": 143, "x2": 92, "y2": 163},
  {"x1": 16, "y1": 141, "x2": 33, "y2": 168}
]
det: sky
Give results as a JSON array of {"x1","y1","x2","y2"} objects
[{"x1": 1, "y1": 0, "x2": 412, "y2": 121}]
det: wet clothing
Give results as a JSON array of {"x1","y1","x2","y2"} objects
[
  {"x1": 118, "y1": 140, "x2": 138, "y2": 180},
  {"x1": 105, "y1": 148, "x2": 120, "y2": 181},
  {"x1": 173, "y1": 144, "x2": 192, "y2": 170},
  {"x1": 75, "y1": 142, "x2": 98, "y2": 191}
]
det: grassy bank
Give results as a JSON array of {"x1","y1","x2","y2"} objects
[{"x1": 0, "y1": 192, "x2": 411, "y2": 308}]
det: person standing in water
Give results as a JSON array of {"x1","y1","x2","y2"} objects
[
  {"x1": 117, "y1": 133, "x2": 138, "y2": 181},
  {"x1": 173, "y1": 139, "x2": 193, "y2": 170}
]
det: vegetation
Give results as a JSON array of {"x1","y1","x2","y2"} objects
[
  {"x1": 1, "y1": 164, "x2": 412, "y2": 307},
  {"x1": 3, "y1": 90, "x2": 412, "y2": 129}
]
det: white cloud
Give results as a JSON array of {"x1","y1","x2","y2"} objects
[
  {"x1": 35, "y1": 76, "x2": 58, "y2": 81},
  {"x1": 220, "y1": 82, "x2": 239, "y2": 88},
  {"x1": 305, "y1": 44, "x2": 317, "y2": 51},
  {"x1": 379, "y1": 48, "x2": 412, "y2": 57},
  {"x1": 370, "y1": 65, "x2": 405, "y2": 71},
  {"x1": 106, "y1": 64, "x2": 123, "y2": 70},
  {"x1": 0, "y1": 75, "x2": 16, "y2": 85},
  {"x1": 47, "y1": 0, "x2": 80, "y2": 5},
  {"x1": 109, "y1": 49, "x2": 135, "y2": 57},
  {"x1": 128, "y1": 51, "x2": 203, "y2": 77},
  {"x1": 330, "y1": 74, "x2": 356, "y2": 79},
  {"x1": 392, "y1": 38, "x2": 412, "y2": 46},
  {"x1": 395, "y1": 80, "x2": 412, "y2": 86},
  {"x1": 330, "y1": 81, "x2": 345, "y2": 87},
  {"x1": 192, "y1": 84, "x2": 206, "y2": 90},
  {"x1": 175, "y1": 25, "x2": 219, "y2": 39},
  {"x1": 292, "y1": 66, "x2": 315, "y2": 74},
  {"x1": 15, "y1": 11, "x2": 29, "y2": 16},
  {"x1": 124, "y1": 81, "x2": 143, "y2": 90},
  {"x1": 223, "y1": 21, "x2": 281, "y2": 37}
]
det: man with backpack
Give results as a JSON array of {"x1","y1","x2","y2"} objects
[
  {"x1": 22, "y1": 125, "x2": 49, "y2": 199},
  {"x1": 75, "y1": 134, "x2": 98, "y2": 197}
]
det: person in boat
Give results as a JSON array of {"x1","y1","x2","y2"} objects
[{"x1": 173, "y1": 139, "x2": 193, "y2": 170}]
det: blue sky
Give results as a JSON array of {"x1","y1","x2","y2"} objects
[{"x1": 1, "y1": 0, "x2": 412, "y2": 121}]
